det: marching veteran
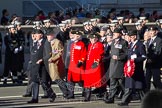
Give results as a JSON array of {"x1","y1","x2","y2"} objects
[
  {"x1": 46, "y1": 27, "x2": 68, "y2": 98},
  {"x1": 118, "y1": 30, "x2": 146, "y2": 106},
  {"x1": 67, "y1": 30, "x2": 87, "y2": 99},
  {"x1": 105, "y1": 28, "x2": 128, "y2": 104},
  {"x1": 83, "y1": 32, "x2": 105, "y2": 101}
]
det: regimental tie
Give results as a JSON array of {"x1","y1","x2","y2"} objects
[
  {"x1": 149, "y1": 38, "x2": 154, "y2": 46},
  {"x1": 32, "y1": 41, "x2": 38, "y2": 51}
]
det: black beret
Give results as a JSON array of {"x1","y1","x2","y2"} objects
[
  {"x1": 45, "y1": 28, "x2": 54, "y2": 35},
  {"x1": 88, "y1": 32, "x2": 101, "y2": 38},
  {"x1": 45, "y1": 27, "x2": 59, "y2": 35},
  {"x1": 71, "y1": 30, "x2": 83, "y2": 35},
  {"x1": 31, "y1": 29, "x2": 36, "y2": 34},
  {"x1": 105, "y1": 32, "x2": 113, "y2": 37},
  {"x1": 128, "y1": 30, "x2": 137, "y2": 36},
  {"x1": 113, "y1": 28, "x2": 122, "y2": 34},
  {"x1": 34, "y1": 29, "x2": 44, "y2": 34}
]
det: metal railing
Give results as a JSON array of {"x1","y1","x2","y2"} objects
[{"x1": 0, "y1": 22, "x2": 157, "y2": 32}]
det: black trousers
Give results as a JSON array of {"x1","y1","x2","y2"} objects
[
  {"x1": 30, "y1": 80, "x2": 56, "y2": 100},
  {"x1": 41, "y1": 66, "x2": 52, "y2": 96},
  {"x1": 67, "y1": 81, "x2": 75, "y2": 97},
  {"x1": 3, "y1": 63, "x2": 17, "y2": 78},
  {"x1": 55, "y1": 79, "x2": 68, "y2": 96},
  {"x1": 31, "y1": 82, "x2": 39, "y2": 100},
  {"x1": 24, "y1": 62, "x2": 32, "y2": 95},
  {"x1": 40, "y1": 80, "x2": 56, "y2": 99},
  {"x1": 41, "y1": 81, "x2": 51, "y2": 96},
  {"x1": 108, "y1": 78, "x2": 125, "y2": 99},
  {"x1": 121, "y1": 88, "x2": 145, "y2": 103},
  {"x1": 4, "y1": 54, "x2": 19, "y2": 78},
  {"x1": 24, "y1": 78, "x2": 32, "y2": 95},
  {"x1": 146, "y1": 68, "x2": 162, "y2": 91},
  {"x1": 67, "y1": 81, "x2": 84, "y2": 97}
]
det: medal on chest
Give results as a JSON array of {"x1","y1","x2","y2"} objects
[
  {"x1": 115, "y1": 44, "x2": 122, "y2": 49},
  {"x1": 74, "y1": 45, "x2": 81, "y2": 50}
]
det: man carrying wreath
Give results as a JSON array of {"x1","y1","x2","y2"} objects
[{"x1": 118, "y1": 30, "x2": 146, "y2": 106}]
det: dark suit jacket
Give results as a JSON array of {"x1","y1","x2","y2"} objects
[
  {"x1": 125, "y1": 40, "x2": 146, "y2": 89},
  {"x1": 30, "y1": 38, "x2": 45, "y2": 82},
  {"x1": 146, "y1": 36, "x2": 162, "y2": 68},
  {"x1": 128, "y1": 41, "x2": 146, "y2": 75},
  {"x1": 41, "y1": 39, "x2": 53, "y2": 82},
  {"x1": 43, "y1": 40, "x2": 52, "y2": 72},
  {"x1": 92, "y1": 26, "x2": 100, "y2": 32},
  {"x1": 137, "y1": 25, "x2": 148, "y2": 40},
  {"x1": 109, "y1": 37, "x2": 128, "y2": 78},
  {"x1": 64, "y1": 40, "x2": 74, "y2": 69},
  {"x1": 0, "y1": 33, "x2": 2, "y2": 63},
  {"x1": 103, "y1": 43, "x2": 111, "y2": 72},
  {"x1": 56, "y1": 31, "x2": 68, "y2": 46},
  {"x1": 4, "y1": 33, "x2": 20, "y2": 70}
]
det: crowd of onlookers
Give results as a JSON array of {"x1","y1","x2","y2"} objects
[{"x1": 1, "y1": 7, "x2": 162, "y2": 26}]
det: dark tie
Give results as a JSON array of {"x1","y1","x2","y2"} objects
[
  {"x1": 128, "y1": 42, "x2": 132, "y2": 49},
  {"x1": 33, "y1": 41, "x2": 38, "y2": 51}
]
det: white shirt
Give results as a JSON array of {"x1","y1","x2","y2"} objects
[
  {"x1": 149, "y1": 36, "x2": 157, "y2": 45},
  {"x1": 131, "y1": 40, "x2": 138, "y2": 49}
]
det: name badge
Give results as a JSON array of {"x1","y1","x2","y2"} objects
[
  {"x1": 75, "y1": 45, "x2": 81, "y2": 50},
  {"x1": 115, "y1": 44, "x2": 122, "y2": 49}
]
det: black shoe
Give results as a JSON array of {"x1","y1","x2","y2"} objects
[
  {"x1": 105, "y1": 98, "x2": 114, "y2": 103},
  {"x1": 115, "y1": 96, "x2": 122, "y2": 100},
  {"x1": 3, "y1": 79, "x2": 7, "y2": 85},
  {"x1": 103, "y1": 92, "x2": 109, "y2": 101},
  {"x1": 82, "y1": 91, "x2": 85, "y2": 97},
  {"x1": 97, "y1": 93, "x2": 104, "y2": 98},
  {"x1": 63, "y1": 94, "x2": 68, "y2": 98},
  {"x1": 91, "y1": 88, "x2": 99, "y2": 94},
  {"x1": 49, "y1": 94, "x2": 56, "y2": 103},
  {"x1": 83, "y1": 98, "x2": 90, "y2": 102},
  {"x1": 22, "y1": 94, "x2": 32, "y2": 97},
  {"x1": 12, "y1": 79, "x2": 19, "y2": 84},
  {"x1": 13, "y1": 79, "x2": 23, "y2": 84},
  {"x1": 27, "y1": 99, "x2": 38, "y2": 103},
  {"x1": 84, "y1": 89, "x2": 91, "y2": 102},
  {"x1": 41, "y1": 95, "x2": 48, "y2": 99},
  {"x1": 118, "y1": 102, "x2": 128, "y2": 106},
  {"x1": 66, "y1": 95, "x2": 74, "y2": 99},
  {"x1": 18, "y1": 80, "x2": 23, "y2": 84}
]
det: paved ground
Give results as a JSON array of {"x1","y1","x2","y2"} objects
[{"x1": 0, "y1": 81, "x2": 141, "y2": 108}]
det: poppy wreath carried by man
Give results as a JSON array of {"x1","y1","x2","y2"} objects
[{"x1": 124, "y1": 59, "x2": 135, "y2": 77}]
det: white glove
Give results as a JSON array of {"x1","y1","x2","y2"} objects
[
  {"x1": 14, "y1": 48, "x2": 19, "y2": 54},
  {"x1": 19, "y1": 46, "x2": 23, "y2": 51},
  {"x1": 131, "y1": 54, "x2": 137, "y2": 60}
]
